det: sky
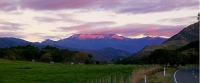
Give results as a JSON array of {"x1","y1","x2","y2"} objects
[{"x1": 0, "y1": 0, "x2": 199, "y2": 42}]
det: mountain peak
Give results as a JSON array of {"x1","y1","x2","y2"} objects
[
  {"x1": 41, "y1": 39, "x2": 55, "y2": 45},
  {"x1": 69, "y1": 34, "x2": 125, "y2": 40}
]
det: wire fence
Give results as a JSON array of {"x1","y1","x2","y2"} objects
[
  {"x1": 87, "y1": 74, "x2": 132, "y2": 83},
  {"x1": 85, "y1": 65, "x2": 161, "y2": 83},
  {"x1": 84, "y1": 67, "x2": 138, "y2": 83}
]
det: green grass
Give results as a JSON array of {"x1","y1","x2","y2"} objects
[{"x1": 0, "y1": 59, "x2": 137, "y2": 83}]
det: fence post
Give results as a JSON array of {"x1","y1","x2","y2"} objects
[
  {"x1": 144, "y1": 75, "x2": 147, "y2": 83},
  {"x1": 164, "y1": 67, "x2": 165, "y2": 76},
  {"x1": 120, "y1": 76, "x2": 122, "y2": 82},
  {"x1": 102, "y1": 77, "x2": 104, "y2": 83},
  {"x1": 100, "y1": 78, "x2": 101, "y2": 83},
  {"x1": 114, "y1": 75, "x2": 116, "y2": 83},
  {"x1": 109, "y1": 76, "x2": 111, "y2": 83},
  {"x1": 110, "y1": 75, "x2": 112, "y2": 83}
]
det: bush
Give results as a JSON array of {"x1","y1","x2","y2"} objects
[
  {"x1": 4, "y1": 56, "x2": 8, "y2": 59},
  {"x1": 40, "y1": 53, "x2": 52, "y2": 62},
  {"x1": 9, "y1": 55, "x2": 16, "y2": 60},
  {"x1": 74, "y1": 51, "x2": 89, "y2": 63}
]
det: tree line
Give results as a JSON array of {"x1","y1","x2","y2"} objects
[
  {"x1": 0, "y1": 44, "x2": 95, "y2": 64},
  {"x1": 115, "y1": 41, "x2": 199, "y2": 66}
]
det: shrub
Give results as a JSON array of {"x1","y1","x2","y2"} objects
[
  {"x1": 74, "y1": 51, "x2": 89, "y2": 63},
  {"x1": 9, "y1": 55, "x2": 16, "y2": 60},
  {"x1": 4, "y1": 56, "x2": 8, "y2": 59},
  {"x1": 40, "y1": 53, "x2": 52, "y2": 62}
]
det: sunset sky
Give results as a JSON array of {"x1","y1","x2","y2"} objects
[{"x1": 0, "y1": 0, "x2": 198, "y2": 42}]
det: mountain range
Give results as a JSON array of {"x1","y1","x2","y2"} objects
[
  {"x1": 0, "y1": 34, "x2": 166, "y2": 60},
  {"x1": 41, "y1": 34, "x2": 166, "y2": 53}
]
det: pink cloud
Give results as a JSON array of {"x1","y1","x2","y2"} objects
[
  {"x1": 116, "y1": 0, "x2": 198, "y2": 14},
  {"x1": 58, "y1": 22, "x2": 186, "y2": 38},
  {"x1": 0, "y1": 0, "x2": 198, "y2": 14},
  {"x1": 0, "y1": 0, "x2": 18, "y2": 11},
  {"x1": 113, "y1": 24, "x2": 185, "y2": 37},
  {"x1": 34, "y1": 14, "x2": 83, "y2": 23},
  {"x1": 21, "y1": 0, "x2": 198, "y2": 14},
  {"x1": 59, "y1": 21, "x2": 116, "y2": 33},
  {"x1": 159, "y1": 16, "x2": 197, "y2": 23},
  {"x1": 0, "y1": 32, "x2": 26, "y2": 38},
  {"x1": 0, "y1": 20, "x2": 24, "y2": 31},
  {"x1": 20, "y1": 0, "x2": 98, "y2": 10},
  {"x1": 57, "y1": 14, "x2": 84, "y2": 23},
  {"x1": 28, "y1": 33, "x2": 62, "y2": 40},
  {"x1": 34, "y1": 17, "x2": 63, "y2": 23}
]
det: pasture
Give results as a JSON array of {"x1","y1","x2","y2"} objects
[{"x1": 0, "y1": 59, "x2": 137, "y2": 83}]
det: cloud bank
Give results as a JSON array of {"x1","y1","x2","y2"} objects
[
  {"x1": 59, "y1": 22, "x2": 186, "y2": 38},
  {"x1": 0, "y1": 0, "x2": 198, "y2": 42},
  {"x1": 0, "y1": 0, "x2": 198, "y2": 14}
]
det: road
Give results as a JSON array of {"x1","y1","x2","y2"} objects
[{"x1": 171, "y1": 66, "x2": 199, "y2": 83}]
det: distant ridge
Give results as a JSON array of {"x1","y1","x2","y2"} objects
[{"x1": 0, "y1": 37, "x2": 31, "y2": 47}]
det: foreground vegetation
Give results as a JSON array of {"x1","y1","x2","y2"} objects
[
  {"x1": 0, "y1": 59, "x2": 138, "y2": 83},
  {"x1": 131, "y1": 66, "x2": 163, "y2": 83},
  {"x1": 147, "y1": 67, "x2": 176, "y2": 83}
]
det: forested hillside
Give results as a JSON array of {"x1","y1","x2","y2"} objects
[
  {"x1": 0, "y1": 45, "x2": 94, "y2": 64},
  {"x1": 115, "y1": 41, "x2": 199, "y2": 66}
]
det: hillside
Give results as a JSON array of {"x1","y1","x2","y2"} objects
[
  {"x1": 163, "y1": 22, "x2": 199, "y2": 45},
  {"x1": 79, "y1": 47, "x2": 132, "y2": 61},
  {"x1": 117, "y1": 40, "x2": 199, "y2": 65},
  {"x1": 133, "y1": 44, "x2": 181, "y2": 57},
  {"x1": 134, "y1": 22, "x2": 199, "y2": 57},
  {"x1": 177, "y1": 40, "x2": 199, "y2": 56}
]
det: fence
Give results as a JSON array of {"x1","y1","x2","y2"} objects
[
  {"x1": 85, "y1": 65, "x2": 161, "y2": 83},
  {"x1": 85, "y1": 68, "x2": 142, "y2": 83},
  {"x1": 86, "y1": 74, "x2": 133, "y2": 83}
]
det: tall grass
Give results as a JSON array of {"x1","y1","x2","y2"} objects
[{"x1": 131, "y1": 66, "x2": 163, "y2": 83}]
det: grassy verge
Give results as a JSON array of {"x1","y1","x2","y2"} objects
[
  {"x1": 147, "y1": 67, "x2": 177, "y2": 83},
  {"x1": 130, "y1": 66, "x2": 163, "y2": 83}
]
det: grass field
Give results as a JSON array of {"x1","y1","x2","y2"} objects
[{"x1": 0, "y1": 59, "x2": 138, "y2": 83}]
